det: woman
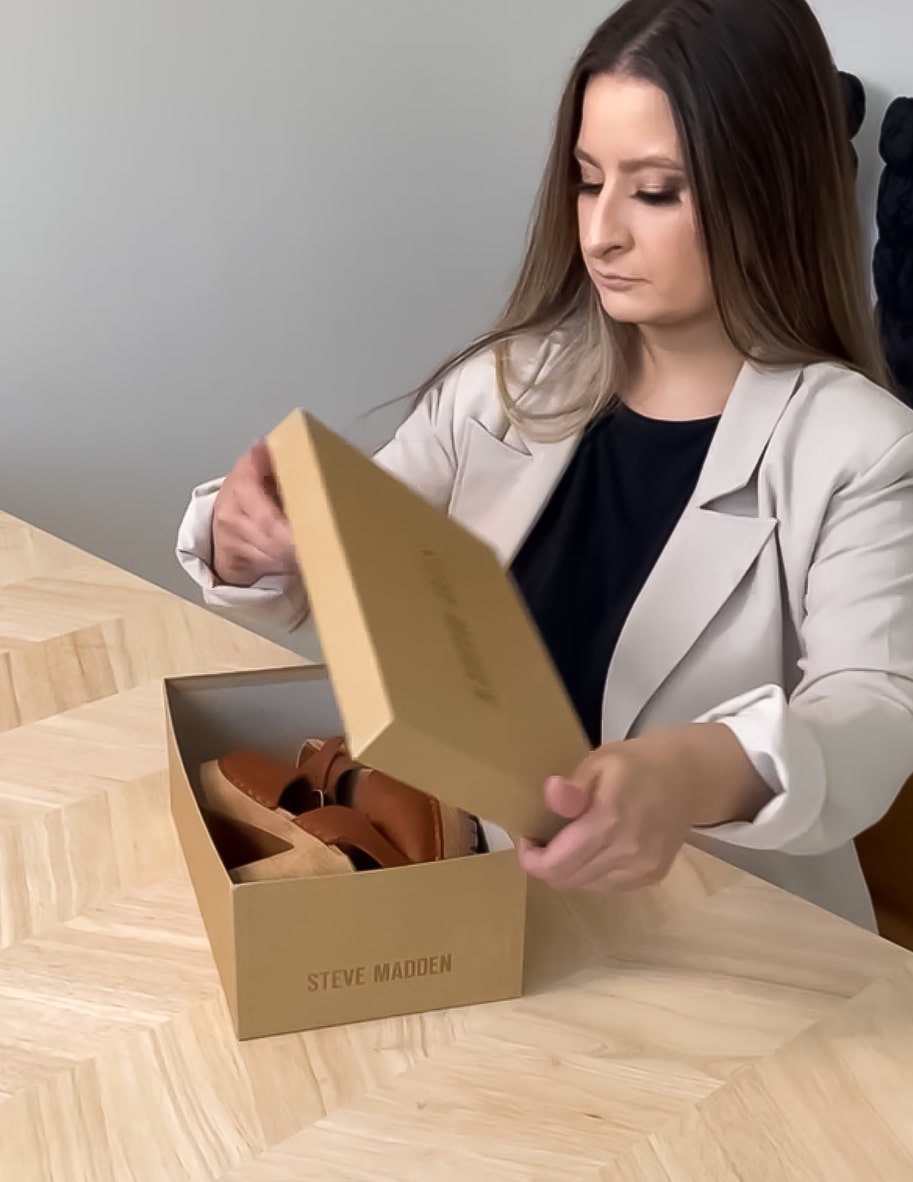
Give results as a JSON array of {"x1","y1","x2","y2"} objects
[{"x1": 177, "y1": 0, "x2": 913, "y2": 929}]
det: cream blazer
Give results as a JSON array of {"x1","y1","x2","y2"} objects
[{"x1": 177, "y1": 353, "x2": 913, "y2": 930}]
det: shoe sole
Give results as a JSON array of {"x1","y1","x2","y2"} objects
[{"x1": 197, "y1": 760, "x2": 355, "y2": 882}]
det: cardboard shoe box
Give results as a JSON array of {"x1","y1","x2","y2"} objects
[{"x1": 166, "y1": 412, "x2": 589, "y2": 1040}]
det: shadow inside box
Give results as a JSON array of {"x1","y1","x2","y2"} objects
[{"x1": 201, "y1": 805, "x2": 293, "y2": 872}]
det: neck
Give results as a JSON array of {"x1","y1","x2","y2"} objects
[{"x1": 624, "y1": 314, "x2": 745, "y2": 421}]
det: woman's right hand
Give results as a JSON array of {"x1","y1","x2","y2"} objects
[{"x1": 211, "y1": 441, "x2": 297, "y2": 587}]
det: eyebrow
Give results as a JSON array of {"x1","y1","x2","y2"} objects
[{"x1": 574, "y1": 148, "x2": 685, "y2": 174}]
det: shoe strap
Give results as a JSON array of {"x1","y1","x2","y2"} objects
[
  {"x1": 296, "y1": 805, "x2": 411, "y2": 870},
  {"x1": 217, "y1": 751, "x2": 324, "y2": 813},
  {"x1": 295, "y1": 736, "x2": 360, "y2": 798}
]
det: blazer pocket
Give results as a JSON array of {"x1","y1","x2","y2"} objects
[{"x1": 448, "y1": 418, "x2": 532, "y2": 525}]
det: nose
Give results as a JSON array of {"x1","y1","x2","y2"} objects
[{"x1": 580, "y1": 189, "x2": 631, "y2": 260}]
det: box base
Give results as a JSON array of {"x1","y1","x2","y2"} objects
[{"x1": 166, "y1": 665, "x2": 527, "y2": 1039}]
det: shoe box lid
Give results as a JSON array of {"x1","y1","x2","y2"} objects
[{"x1": 266, "y1": 410, "x2": 589, "y2": 844}]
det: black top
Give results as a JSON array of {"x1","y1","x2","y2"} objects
[{"x1": 510, "y1": 404, "x2": 720, "y2": 746}]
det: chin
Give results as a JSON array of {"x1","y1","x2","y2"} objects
[
  {"x1": 596, "y1": 290, "x2": 655, "y2": 322},
  {"x1": 597, "y1": 294, "x2": 689, "y2": 328}
]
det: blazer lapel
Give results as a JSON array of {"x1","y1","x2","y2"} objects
[
  {"x1": 601, "y1": 362, "x2": 804, "y2": 740},
  {"x1": 452, "y1": 422, "x2": 580, "y2": 566}
]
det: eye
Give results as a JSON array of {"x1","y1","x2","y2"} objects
[
  {"x1": 635, "y1": 188, "x2": 682, "y2": 207},
  {"x1": 576, "y1": 181, "x2": 602, "y2": 196}
]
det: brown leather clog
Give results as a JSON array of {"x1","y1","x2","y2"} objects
[
  {"x1": 198, "y1": 750, "x2": 409, "y2": 880},
  {"x1": 197, "y1": 741, "x2": 479, "y2": 883},
  {"x1": 295, "y1": 737, "x2": 480, "y2": 864}
]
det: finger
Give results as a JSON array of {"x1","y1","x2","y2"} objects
[
  {"x1": 524, "y1": 848, "x2": 628, "y2": 893},
  {"x1": 251, "y1": 522, "x2": 296, "y2": 572},
  {"x1": 218, "y1": 541, "x2": 280, "y2": 583},
  {"x1": 518, "y1": 814, "x2": 614, "y2": 882},
  {"x1": 230, "y1": 494, "x2": 293, "y2": 556},
  {"x1": 544, "y1": 775, "x2": 592, "y2": 821},
  {"x1": 251, "y1": 440, "x2": 286, "y2": 508},
  {"x1": 219, "y1": 522, "x2": 286, "y2": 566},
  {"x1": 513, "y1": 778, "x2": 592, "y2": 868},
  {"x1": 216, "y1": 509, "x2": 274, "y2": 553},
  {"x1": 264, "y1": 513, "x2": 295, "y2": 556},
  {"x1": 246, "y1": 507, "x2": 292, "y2": 553},
  {"x1": 520, "y1": 818, "x2": 649, "y2": 891},
  {"x1": 247, "y1": 439, "x2": 275, "y2": 483},
  {"x1": 242, "y1": 534, "x2": 297, "y2": 576},
  {"x1": 232, "y1": 479, "x2": 285, "y2": 526},
  {"x1": 222, "y1": 447, "x2": 290, "y2": 538},
  {"x1": 217, "y1": 521, "x2": 295, "y2": 581},
  {"x1": 250, "y1": 550, "x2": 292, "y2": 577}
]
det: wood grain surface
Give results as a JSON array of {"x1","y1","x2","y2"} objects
[{"x1": 2, "y1": 509, "x2": 912, "y2": 1182}]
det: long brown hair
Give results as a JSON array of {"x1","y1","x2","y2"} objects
[{"x1": 413, "y1": 0, "x2": 887, "y2": 439}]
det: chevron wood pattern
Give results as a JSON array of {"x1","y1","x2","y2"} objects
[{"x1": 1, "y1": 509, "x2": 913, "y2": 1181}]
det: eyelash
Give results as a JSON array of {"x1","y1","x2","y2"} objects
[{"x1": 576, "y1": 182, "x2": 681, "y2": 206}]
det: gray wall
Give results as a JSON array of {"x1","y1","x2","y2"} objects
[
  {"x1": 0, "y1": 0, "x2": 610, "y2": 602},
  {"x1": 1, "y1": 0, "x2": 911, "y2": 608}
]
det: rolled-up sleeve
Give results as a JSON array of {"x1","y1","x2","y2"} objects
[{"x1": 694, "y1": 432, "x2": 913, "y2": 855}]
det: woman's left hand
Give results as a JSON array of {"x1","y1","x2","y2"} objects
[{"x1": 517, "y1": 723, "x2": 771, "y2": 892}]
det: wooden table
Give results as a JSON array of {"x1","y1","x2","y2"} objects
[{"x1": 2, "y1": 510, "x2": 913, "y2": 1182}]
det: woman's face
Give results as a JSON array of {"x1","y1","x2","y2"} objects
[{"x1": 576, "y1": 73, "x2": 716, "y2": 329}]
